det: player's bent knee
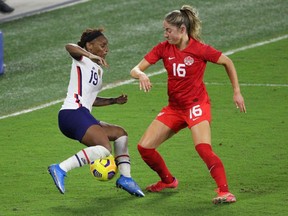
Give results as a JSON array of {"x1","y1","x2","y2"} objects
[
  {"x1": 112, "y1": 126, "x2": 128, "y2": 140},
  {"x1": 91, "y1": 145, "x2": 111, "y2": 158},
  {"x1": 117, "y1": 126, "x2": 128, "y2": 137}
]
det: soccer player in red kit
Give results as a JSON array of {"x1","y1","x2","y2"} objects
[{"x1": 130, "y1": 5, "x2": 246, "y2": 204}]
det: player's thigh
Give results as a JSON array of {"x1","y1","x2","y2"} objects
[
  {"x1": 81, "y1": 124, "x2": 112, "y2": 151},
  {"x1": 139, "y1": 119, "x2": 175, "y2": 149},
  {"x1": 190, "y1": 120, "x2": 211, "y2": 146},
  {"x1": 99, "y1": 121, "x2": 127, "y2": 141}
]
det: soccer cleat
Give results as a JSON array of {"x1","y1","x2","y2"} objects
[
  {"x1": 0, "y1": 1, "x2": 14, "y2": 13},
  {"x1": 212, "y1": 189, "x2": 236, "y2": 204},
  {"x1": 146, "y1": 177, "x2": 178, "y2": 192},
  {"x1": 116, "y1": 175, "x2": 145, "y2": 197},
  {"x1": 48, "y1": 164, "x2": 67, "y2": 194}
]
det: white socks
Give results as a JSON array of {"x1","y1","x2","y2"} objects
[
  {"x1": 114, "y1": 136, "x2": 131, "y2": 177},
  {"x1": 59, "y1": 136, "x2": 132, "y2": 178},
  {"x1": 59, "y1": 145, "x2": 110, "y2": 172}
]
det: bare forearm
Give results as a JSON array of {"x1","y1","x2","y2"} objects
[
  {"x1": 93, "y1": 97, "x2": 117, "y2": 106},
  {"x1": 217, "y1": 54, "x2": 241, "y2": 93},
  {"x1": 224, "y1": 61, "x2": 241, "y2": 94},
  {"x1": 65, "y1": 43, "x2": 91, "y2": 59},
  {"x1": 93, "y1": 94, "x2": 128, "y2": 106},
  {"x1": 217, "y1": 54, "x2": 246, "y2": 113},
  {"x1": 130, "y1": 59, "x2": 152, "y2": 92},
  {"x1": 130, "y1": 66, "x2": 146, "y2": 79},
  {"x1": 130, "y1": 59, "x2": 151, "y2": 79}
]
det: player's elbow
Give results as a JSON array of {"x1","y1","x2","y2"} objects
[{"x1": 218, "y1": 54, "x2": 233, "y2": 67}]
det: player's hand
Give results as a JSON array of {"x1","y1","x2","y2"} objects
[
  {"x1": 138, "y1": 73, "x2": 152, "y2": 92},
  {"x1": 115, "y1": 94, "x2": 128, "y2": 104},
  {"x1": 89, "y1": 53, "x2": 109, "y2": 67},
  {"x1": 233, "y1": 92, "x2": 246, "y2": 113}
]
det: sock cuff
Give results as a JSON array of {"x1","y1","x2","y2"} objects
[
  {"x1": 137, "y1": 144, "x2": 155, "y2": 151},
  {"x1": 137, "y1": 144, "x2": 156, "y2": 158},
  {"x1": 115, "y1": 135, "x2": 128, "y2": 143},
  {"x1": 195, "y1": 143, "x2": 212, "y2": 151}
]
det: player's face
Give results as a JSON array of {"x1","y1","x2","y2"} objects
[
  {"x1": 163, "y1": 20, "x2": 183, "y2": 45},
  {"x1": 88, "y1": 36, "x2": 109, "y2": 59}
]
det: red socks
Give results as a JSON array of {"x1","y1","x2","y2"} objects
[
  {"x1": 138, "y1": 143, "x2": 229, "y2": 192},
  {"x1": 195, "y1": 143, "x2": 229, "y2": 192},
  {"x1": 138, "y1": 144, "x2": 174, "y2": 184}
]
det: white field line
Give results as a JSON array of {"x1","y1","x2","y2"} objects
[
  {"x1": 224, "y1": 35, "x2": 288, "y2": 55},
  {"x1": 1, "y1": 34, "x2": 287, "y2": 120},
  {"x1": 207, "y1": 82, "x2": 288, "y2": 87},
  {"x1": 132, "y1": 82, "x2": 288, "y2": 87}
]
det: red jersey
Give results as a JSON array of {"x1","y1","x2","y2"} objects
[{"x1": 144, "y1": 38, "x2": 222, "y2": 110}]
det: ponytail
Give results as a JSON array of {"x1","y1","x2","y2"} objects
[
  {"x1": 165, "y1": 5, "x2": 202, "y2": 41},
  {"x1": 180, "y1": 5, "x2": 202, "y2": 41}
]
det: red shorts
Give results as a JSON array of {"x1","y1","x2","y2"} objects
[{"x1": 156, "y1": 98, "x2": 211, "y2": 133}]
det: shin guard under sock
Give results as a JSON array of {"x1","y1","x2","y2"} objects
[
  {"x1": 138, "y1": 144, "x2": 174, "y2": 183},
  {"x1": 195, "y1": 143, "x2": 229, "y2": 192}
]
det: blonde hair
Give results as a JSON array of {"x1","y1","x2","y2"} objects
[{"x1": 164, "y1": 5, "x2": 202, "y2": 41}]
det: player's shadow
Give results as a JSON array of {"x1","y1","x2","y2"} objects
[{"x1": 50, "y1": 188, "x2": 180, "y2": 216}]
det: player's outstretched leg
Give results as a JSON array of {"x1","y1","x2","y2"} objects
[
  {"x1": 48, "y1": 164, "x2": 67, "y2": 194},
  {"x1": 116, "y1": 175, "x2": 145, "y2": 197},
  {"x1": 212, "y1": 188, "x2": 236, "y2": 204}
]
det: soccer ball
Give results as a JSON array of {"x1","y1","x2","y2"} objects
[{"x1": 90, "y1": 155, "x2": 118, "y2": 181}]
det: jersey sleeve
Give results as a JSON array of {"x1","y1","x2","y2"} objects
[
  {"x1": 144, "y1": 42, "x2": 165, "y2": 64},
  {"x1": 201, "y1": 44, "x2": 222, "y2": 63}
]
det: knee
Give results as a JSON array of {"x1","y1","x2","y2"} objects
[
  {"x1": 119, "y1": 126, "x2": 128, "y2": 137},
  {"x1": 102, "y1": 144, "x2": 112, "y2": 153},
  {"x1": 90, "y1": 145, "x2": 111, "y2": 158},
  {"x1": 112, "y1": 126, "x2": 128, "y2": 140},
  {"x1": 83, "y1": 136, "x2": 112, "y2": 152},
  {"x1": 92, "y1": 139, "x2": 112, "y2": 152}
]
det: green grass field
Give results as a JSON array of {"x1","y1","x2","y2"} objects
[{"x1": 0, "y1": 0, "x2": 288, "y2": 215}]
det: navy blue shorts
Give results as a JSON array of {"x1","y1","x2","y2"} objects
[{"x1": 58, "y1": 107, "x2": 100, "y2": 142}]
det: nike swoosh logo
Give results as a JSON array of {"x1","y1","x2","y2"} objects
[
  {"x1": 168, "y1": 57, "x2": 175, "y2": 60},
  {"x1": 157, "y1": 112, "x2": 165, "y2": 117}
]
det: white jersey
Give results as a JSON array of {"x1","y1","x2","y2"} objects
[{"x1": 61, "y1": 56, "x2": 103, "y2": 112}]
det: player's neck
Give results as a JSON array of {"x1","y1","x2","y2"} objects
[{"x1": 176, "y1": 36, "x2": 190, "y2": 51}]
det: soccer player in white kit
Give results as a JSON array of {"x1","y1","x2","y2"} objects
[{"x1": 48, "y1": 28, "x2": 144, "y2": 197}]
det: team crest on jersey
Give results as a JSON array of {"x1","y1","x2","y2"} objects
[{"x1": 184, "y1": 56, "x2": 194, "y2": 66}]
